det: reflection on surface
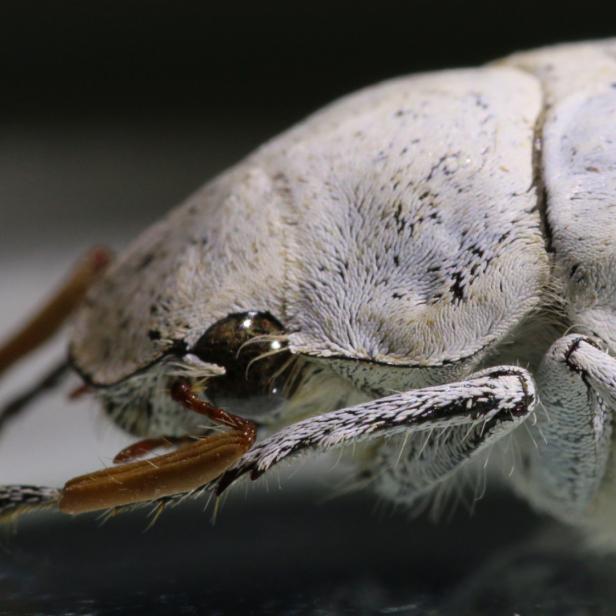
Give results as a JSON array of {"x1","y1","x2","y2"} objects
[{"x1": 0, "y1": 487, "x2": 613, "y2": 615}]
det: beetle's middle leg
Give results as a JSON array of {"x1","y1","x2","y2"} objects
[
  {"x1": 0, "y1": 247, "x2": 112, "y2": 432},
  {"x1": 511, "y1": 334, "x2": 615, "y2": 524}
]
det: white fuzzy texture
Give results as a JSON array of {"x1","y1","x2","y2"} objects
[
  {"x1": 501, "y1": 39, "x2": 616, "y2": 546},
  {"x1": 210, "y1": 367, "x2": 534, "y2": 487},
  {"x1": 71, "y1": 67, "x2": 548, "y2": 384},
  {"x1": 504, "y1": 39, "x2": 616, "y2": 351},
  {"x1": 49, "y1": 38, "x2": 616, "y2": 547},
  {"x1": 260, "y1": 68, "x2": 547, "y2": 366}
]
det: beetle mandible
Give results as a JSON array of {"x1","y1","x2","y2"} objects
[{"x1": 2, "y1": 38, "x2": 616, "y2": 546}]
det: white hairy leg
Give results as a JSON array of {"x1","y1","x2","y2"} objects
[
  {"x1": 208, "y1": 366, "x2": 535, "y2": 496},
  {"x1": 513, "y1": 335, "x2": 615, "y2": 523},
  {"x1": 370, "y1": 409, "x2": 521, "y2": 509},
  {"x1": 0, "y1": 366, "x2": 535, "y2": 516}
]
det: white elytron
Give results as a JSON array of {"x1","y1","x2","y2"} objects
[{"x1": 2, "y1": 39, "x2": 616, "y2": 545}]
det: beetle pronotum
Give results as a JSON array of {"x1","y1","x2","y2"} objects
[{"x1": 2, "y1": 39, "x2": 616, "y2": 546}]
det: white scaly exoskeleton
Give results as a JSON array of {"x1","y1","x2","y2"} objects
[{"x1": 6, "y1": 39, "x2": 616, "y2": 546}]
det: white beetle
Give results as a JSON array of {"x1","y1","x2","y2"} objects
[{"x1": 2, "y1": 39, "x2": 616, "y2": 545}]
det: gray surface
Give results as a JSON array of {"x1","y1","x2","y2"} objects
[{"x1": 1, "y1": 492, "x2": 615, "y2": 615}]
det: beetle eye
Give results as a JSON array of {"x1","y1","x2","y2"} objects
[{"x1": 190, "y1": 312, "x2": 293, "y2": 417}]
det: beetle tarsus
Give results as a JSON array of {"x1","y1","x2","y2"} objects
[{"x1": 0, "y1": 484, "x2": 60, "y2": 522}]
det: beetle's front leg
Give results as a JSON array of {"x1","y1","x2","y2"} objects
[
  {"x1": 0, "y1": 367, "x2": 536, "y2": 519},
  {"x1": 512, "y1": 335, "x2": 615, "y2": 523},
  {"x1": 210, "y1": 366, "x2": 536, "y2": 495}
]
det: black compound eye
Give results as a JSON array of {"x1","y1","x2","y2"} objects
[{"x1": 190, "y1": 312, "x2": 293, "y2": 417}]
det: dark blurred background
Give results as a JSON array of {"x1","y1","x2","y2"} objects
[
  {"x1": 2, "y1": 0, "x2": 616, "y2": 254},
  {"x1": 2, "y1": 0, "x2": 616, "y2": 117},
  {"x1": 2, "y1": 0, "x2": 616, "y2": 247},
  {"x1": 1, "y1": 2, "x2": 616, "y2": 614}
]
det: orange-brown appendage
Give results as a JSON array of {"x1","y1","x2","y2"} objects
[
  {"x1": 112, "y1": 436, "x2": 194, "y2": 464},
  {"x1": 0, "y1": 246, "x2": 113, "y2": 376},
  {"x1": 170, "y1": 380, "x2": 256, "y2": 439},
  {"x1": 59, "y1": 380, "x2": 257, "y2": 514},
  {"x1": 59, "y1": 430, "x2": 254, "y2": 515}
]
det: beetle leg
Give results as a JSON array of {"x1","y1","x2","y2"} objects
[
  {"x1": 512, "y1": 334, "x2": 616, "y2": 523},
  {"x1": 113, "y1": 435, "x2": 195, "y2": 464},
  {"x1": 0, "y1": 485, "x2": 61, "y2": 522},
  {"x1": 57, "y1": 430, "x2": 254, "y2": 515},
  {"x1": 0, "y1": 380, "x2": 258, "y2": 518},
  {"x1": 55, "y1": 382, "x2": 257, "y2": 514},
  {"x1": 211, "y1": 366, "x2": 535, "y2": 495},
  {"x1": 0, "y1": 359, "x2": 71, "y2": 433},
  {"x1": 0, "y1": 429, "x2": 255, "y2": 519},
  {"x1": 370, "y1": 404, "x2": 523, "y2": 512},
  {"x1": 0, "y1": 248, "x2": 112, "y2": 433},
  {"x1": 109, "y1": 378, "x2": 258, "y2": 465},
  {"x1": 170, "y1": 380, "x2": 256, "y2": 435},
  {"x1": 0, "y1": 247, "x2": 112, "y2": 377},
  {"x1": 0, "y1": 368, "x2": 533, "y2": 519}
]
